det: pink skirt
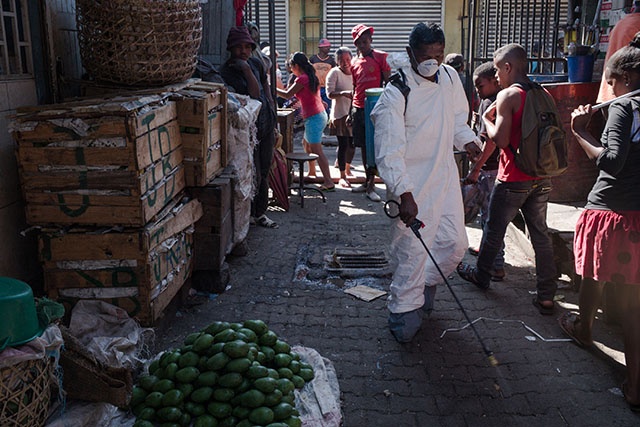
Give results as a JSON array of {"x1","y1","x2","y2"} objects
[{"x1": 574, "y1": 209, "x2": 640, "y2": 285}]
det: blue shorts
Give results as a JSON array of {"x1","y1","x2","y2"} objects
[{"x1": 304, "y1": 111, "x2": 328, "y2": 144}]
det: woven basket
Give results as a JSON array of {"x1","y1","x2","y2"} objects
[
  {"x1": 0, "y1": 357, "x2": 53, "y2": 427},
  {"x1": 59, "y1": 326, "x2": 133, "y2": 408},
  {"x1": 76, "y1": 0, "x2": 203, "y2": 87}
]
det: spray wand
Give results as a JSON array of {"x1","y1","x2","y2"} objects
[{"x1": 385, "y1": 200, "x2": 499, "y2": 367}]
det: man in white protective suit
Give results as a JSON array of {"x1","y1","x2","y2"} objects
[{"x1": 371, "y1": 22, "x2": 482, "y2": 343}]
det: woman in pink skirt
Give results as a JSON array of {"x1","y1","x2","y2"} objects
[{"x1": 560, "y1": 32, "x2": 640, "y2": 411}]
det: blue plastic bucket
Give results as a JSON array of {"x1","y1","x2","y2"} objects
[
  {"x1": 567, "y1": 55, "x2": 595, "y2": 83},
  {"x1": 364, "y1": 88, "x2": 383, "y2": 169}
]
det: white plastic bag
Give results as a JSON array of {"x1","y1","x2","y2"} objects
[
  {"x1": 68, "y1": 300, "x2": 153, "y2": 369},
  {"x1": 292, "y1": 346, "x2": 342, "y2": 427}
]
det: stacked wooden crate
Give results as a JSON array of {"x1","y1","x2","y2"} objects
[
  {"x1": 188, "y1": 175, "x2": 233, "y2": 268},
  {"x1": 11, "y1": 94, "x2": 202, "y2": 325},
  {"x1": 14, "y1": 95, "x2": 184, "y2": 226},
  {"x1": 173, "y1": 81, "x2": 228, "y2": 187},
  {"x1": 38, "y1": 199, "x2": 202, "y2": 326},
  {"x1": 175, "y1": 82, "x2": 235, "y2": 292}
]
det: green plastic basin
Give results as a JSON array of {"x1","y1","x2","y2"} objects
[{"x1": 0, "y1": 277, "x2": 44, "y2": 351}]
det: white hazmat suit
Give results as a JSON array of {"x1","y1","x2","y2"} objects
[{"x1": 371, "y1": 64, "x2": 477, "y2": 315}]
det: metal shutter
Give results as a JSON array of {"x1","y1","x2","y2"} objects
[
  {"x1": 325, "y1": 0, "x2": 443, "y2": 54},
  {"x1": 470, "y1": 0, "x2": 569, "y2": 72},
  {"x1": 256, "y1": 0, "x2": 289, "y2": 57}
]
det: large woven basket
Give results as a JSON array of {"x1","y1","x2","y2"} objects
[
  {"x1": 0, "y1": 357, "x2": 53, "y2": 427},
  {"x1": 76, "y1": 0, "x2": 203, "y2": 87}
]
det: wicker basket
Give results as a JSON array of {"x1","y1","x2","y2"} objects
[
  {"x1": 76, "y1": 0, "x2": 203, "y2": 87},
  {"x1": 0, "y1": 357, "x2": 53, "y2": 427}
]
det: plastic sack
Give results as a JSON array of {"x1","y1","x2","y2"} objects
[
  {"x1": 0, "y1": 324, "x2": 63, "y2": 369},
  {"x1": 226, "y1": 93, "x2": 261, "y2": 244},
  {"x1": 68, "y1": 300, "x2": 153, "y2": 369},
  {"x1": 47, "y1": 345, "x2": 341, "y2": 427},
  {"x1": 292, "y1": 346, "x2": 342, "y2": 427}
]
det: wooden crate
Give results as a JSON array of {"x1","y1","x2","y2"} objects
[
  {"x1": 188, "y1": 177, "x2": 233, "y2": 270},
  {"x1": 12, "y1": 95, "x2": 185, "y2": 226},
  {"x1": 174, "y1": 82, "x2": 228, "y2": 187},
  {"x1": 187, "y1": 176, "x2": 232, "y2": 233},
  {"x1": 38, "y1": 197, "x2": 203, "y2": 326},
  {"x1": 277, "y1": 108, "x2": 296, "y2": 155},
  {"x1": 193, "y1": 211, "x2": 233, "y2": 271}
]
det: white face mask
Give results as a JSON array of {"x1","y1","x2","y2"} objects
[
  {"x1": 409, "y1": 48, "x2": 439, "y2": 78},
  {"x1": 416, "y1": 58, "x2": 439, "y2": 77}
]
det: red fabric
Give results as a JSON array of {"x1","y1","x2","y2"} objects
[
  {"x1": 294, "y1": 74, "x2": 325, "y2": 118},
  {"x1": 350, "y1": 50, "x2": 390, "y2": 109},
  {"x1": 351, "y1": 24, "x2": 374, "y2": 42},
  {"x1": 574, "y1": 209, "x2": 640, "y2": 285},
  {"x1": 234, "y1": 0, "x2": 248, "y2": 26},
  {"x1": 268, "y1": 147, "x2": 289, "y2": 211},
  {"x1": 497, "y1": 86, "x2": 542, "y2": 182}
]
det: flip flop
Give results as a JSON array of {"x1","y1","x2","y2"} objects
[
  {"x1": 456, "y1": 263, "x2": 490, "y2": 290},
  {"x1": 320, "y1": 185, "x2": 336, "y2": 192},
  {"x1": 532, "y1": 297, "x2": 555, "y2": 315},
  {"x1": 558, "y1": 311, "x2": 592, "y2": 347},
  {"x1": 339, "y1": 179, "x2": 351, "y2": 188},
  {"x1": 256, "y1": 214, "x2": 279, "y2": 229}
]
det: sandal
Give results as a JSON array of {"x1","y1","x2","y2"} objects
[
  {"x1": 558, "y1": 311, "x2": 592, "y2": 347},
  {"x1": 339, "y1": 178, "x2": 351, "y2": 188},
  {"x1": 532, "y1": 297, "x2": 555, "y2": 315},
  {"x1": 456, "y1": 263, "x2": 490, "y2": 290},
  {"x1": 256, "y1": 214, "x2": 279, "y2": 229},
  {"x1": 320, "y1": 185, "x2": 336, "y2": 192}
]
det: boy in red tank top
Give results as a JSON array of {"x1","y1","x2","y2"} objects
[{"x1": 457, "y1": 44, "x2": 557, "y2": 315}]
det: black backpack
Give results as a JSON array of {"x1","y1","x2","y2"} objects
[
  {"x1": 510, "y1": 82, "x2": 568, "y2": 177},
  {"x1": 388, "y1": 69, "x2": 411, "y2": 113}
]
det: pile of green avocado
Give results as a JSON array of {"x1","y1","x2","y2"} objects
[{"x1": 130, "y1": 320, "x2": 314, "y2": 427}]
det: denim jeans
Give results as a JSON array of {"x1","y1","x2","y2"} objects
[
  {"x1": 350, "y1": 106, "x2": 375, "y2": 179},
  {"x1": 477, "y1": 178, "x2": 557, "y2": 301},
  {"x1": 479, "y1": 169, "x2": 504, "y2": 270}
]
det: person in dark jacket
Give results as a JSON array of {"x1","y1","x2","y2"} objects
[{"x1": 220, "y1": 26, "x2": 278, "y2": 228}]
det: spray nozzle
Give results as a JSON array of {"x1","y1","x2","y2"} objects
[{"x1": 409, "y1": 219, "x2": 425, "y2": 237}]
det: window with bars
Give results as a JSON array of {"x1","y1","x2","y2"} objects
[
  {"x1": 469, "y1": 0, "x2": 570, "y2": 74},
  {"x1": 0, "y1": 0, "x2": 32, "y2": 77}
]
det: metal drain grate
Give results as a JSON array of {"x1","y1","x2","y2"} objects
[{"x1": 325, "y1": 248, "x2": 390, "y2": 276}]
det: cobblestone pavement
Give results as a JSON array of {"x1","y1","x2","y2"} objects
[{"x1": 155, "y1": 134, "x2": 640, "y2": 426}]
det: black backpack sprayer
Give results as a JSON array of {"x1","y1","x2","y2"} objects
[{"x1": 384, "y1": 200, "x2": 499, "y2": 367}]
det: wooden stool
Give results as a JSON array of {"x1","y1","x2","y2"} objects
[{"x1": 285, "y1": 152, "x2": 326, "y2": 208}]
